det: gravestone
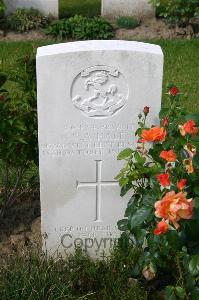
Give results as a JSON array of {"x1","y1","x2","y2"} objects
[
  {"x1": 37, "y1": 40, "x2": 163, "y2": 258},
  {"x1": 102, "y1": 0, "x2": 155, "y2": 20},
  {"x1": 4, "y1": 0, "x2": 58, "y2": 18}
]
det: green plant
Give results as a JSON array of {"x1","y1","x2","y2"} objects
[
  {"x1": 0, "y1": 0, "x2": 5, "y2": 19},
  {"x1": 44, "y1": 15, "x2": 114, "y2": 40},
  {"x1": 149, "y1": 0, "x2": 199, "y2": 25},
  {"x1": 0, "y1": 52, "x2": 38, "y2": 216},
  {"x1": 117, "y1": 16, "x2": 140, "y2": 29},
  {"x1": 8, "y1": 8, "x2": 49, "y2": 32},
  {"x1": 116, "y1": 85, "x2": 199, "y2": 298}
]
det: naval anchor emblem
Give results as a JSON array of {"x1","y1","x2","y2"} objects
[{"x1": 71, "y1": 65, "x2": 129, "y2": 118}]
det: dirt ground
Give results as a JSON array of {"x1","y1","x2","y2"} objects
[
  {"x1": 115, "y1": 18, "x2": 199, "y2": 40},
  {"x1": 0, "y1": 18, "x2": 198, "y2": 41},
  {"x1": 0, "y1": 191, "x2": 41, "y2": 261}
]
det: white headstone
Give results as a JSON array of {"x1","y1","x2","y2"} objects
[
  {"x1": 37, "y1": 40, "x2": 163, "y2": 258},
  {"x1": 102, "y1": 0, "x2": 155, "y2": 20},
  {"x1": 4, "y1": 0, "x2": 58, "y2": 18}
]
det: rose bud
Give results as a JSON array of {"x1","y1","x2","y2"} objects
[
  {"x1": 169, "y1": 86, "x2": 179, "y2": 97},
  {"x1": 154, "y1": 220, "x2": 169, "y2": 235},
  {"x1": 143, "y1": 106, "x2": 150, "y2": 115},
  {"x1": 177, "y1": 179, "x2": 187, "y2": 190},
  {"x1": 142, "y1": 264, "x2": 156, "y2": 281},
  {"x1": 0, "y1": 95, "x2": 5, "y2": 101},
  {"x1": 162, "y1": 117, "x2": 169, "y2": 127}
]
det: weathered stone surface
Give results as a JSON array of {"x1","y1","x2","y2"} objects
[
  {"x1": 102, "y1": 0, "x2": 155, "y2": 20},
  {"x1": 4, "y1": 0, "x2": 58, "y2": 18},
  {"x1": 36, "y1": 40, "x2": 163, "y2": 258}
]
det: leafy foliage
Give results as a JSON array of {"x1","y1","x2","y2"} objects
[
  {"x1": 8, "y1": 8, "x2": 49, "y2": 32},
  {"x1": 0, "y1": 0, "x2": 5, "y2": 19},
  {"x1": 0, "y1": 52, "x2": 38, "y2": 215},
  {"x1": 44, "y1": 15, "x2": 114, "y2": 40},
  {"x1": 116, "y1": 85, "x2": 199, "y2": 298},
  {"x1": 150, "y1": 0, "x2": 199, "y2": 25},
  {"x1": 117, "y1": 16, "x2": 140, "y2": 29}
]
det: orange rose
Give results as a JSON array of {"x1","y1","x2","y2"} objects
[
  {"x1": 140, "y1": 127, "x2": 167, "y2": 143},
  {"x1": 154, "y1": 220, "x2": 169, "y2": 235},
  {"x1": 155, "y1": 191, "x2": 193, "y2": 229},
  {"x1": 177, "y1": 179, "x2": 187, "y2": 190},
  {"x1": 179, "y1": 120, "x2": 198, "y2": 136},
  {"x1": 160, "y1": 150, "x2": 177, "y2": 162},
  {"x1": 184, "y1": 120, "x2": 198, "y2": 135},
  {"x1": 156, "y1": 173, "x2": 170, "y2": 187}
]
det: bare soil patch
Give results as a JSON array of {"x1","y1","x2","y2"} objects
[
  {"x1": 0, "y1": 191, "x2": 41, "y2": 261},
  {"x1": 115, "y1": 18, "x2": 199, "y2": 41},
  {"x1": 0, "y1": 18, "x2": 198, "y2": 42},
  {"x1": 0, "y1": 29, "x2": 48, "y2": 41}
]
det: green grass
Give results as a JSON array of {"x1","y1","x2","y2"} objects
[
  {"x1": 59, "y1": 0, "x2": 101, "y2": 18},
  {"x1": 0, "y1": 39, "x2": 198, "y2": 112},
  {"x1": 0, "y1": 248, "x2": 146, "y2": 300}
]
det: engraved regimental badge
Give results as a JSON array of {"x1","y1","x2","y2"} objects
[{"x1": 71, "y1": 65, "x2": 129, "y2": 118}]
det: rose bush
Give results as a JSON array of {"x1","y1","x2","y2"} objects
[{"x1": 116, "y1": 85, "x2": 199, "y2": 299}]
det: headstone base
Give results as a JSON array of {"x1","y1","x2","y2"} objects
[{"x1": 102, "y1": 0, "x2": 155, "y2": 20}]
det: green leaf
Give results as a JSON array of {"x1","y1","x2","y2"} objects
[
  {"x1": 193, "y1": 155, "x2": 199, "y2": 168},
  {"x1": 194, "y1": 186, "x2": 199, "y2": 196},
  {"x1": 117, "y1": 148, "x2": 133, "y2": 160},
  {"x1": 189, "y1": 254, "x2": 199, "y2": 276},
  {"x1": 119, "y1": 177, "x2": 129, "y2": 187},
  {"x1": 190, "y1": 289, "x2": 199, "y2": 300},
  {"x1": 120, "y1": 182, "x2": 133, "y2": 197},
  {"x1": 134, "y1": 152, "x2": 146, "y2": 164},
  {"x1": 131, "y1": 255, "x2": 144, "y2": 277},
  {"x1": 194, "y1": 198, "x2": 199, "y2": 209},
  {"x1": 130, "y1": 206, "x2": 152, "y2": 230},
  {"x1": 165, "y1": 286, "x2": 176, "y2": 300},
  {"x1": 117, "y1": 219, "x2": 128, "y2": 231},
  {"x1": 133, "y1": 228, "x2": 147, "y2": 246},
  {"x1": 167, "y1": 230, "x2": 181, "y2": 250},
  {"x1": 175, "y1": 287, "x2": 186, "y2": 299}
]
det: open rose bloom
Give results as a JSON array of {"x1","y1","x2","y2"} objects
[
  {"x1": 179, "y1": 120, "x2": 198, "y2": 136},
  {"x1": 155, "y1": 191, "x2": 193, "y2": 229},
  {"x1": 160, "y1": 150, "x2": 177, "y2": 162},
  {"x1": 140, "y1": 126, "x2": 166, "y2": 143}
]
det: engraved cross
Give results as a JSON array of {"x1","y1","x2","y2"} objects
[{"x1": 77, "y1": 160, "x2": 119, "y2": 222}]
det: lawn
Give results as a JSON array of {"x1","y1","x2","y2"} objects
[
  {"x1": 0, "y1": 39, "x2": 198, "y2": 112},
  {"x1": 59, "y1": 0, "x2": 101, "y2": 18}
]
